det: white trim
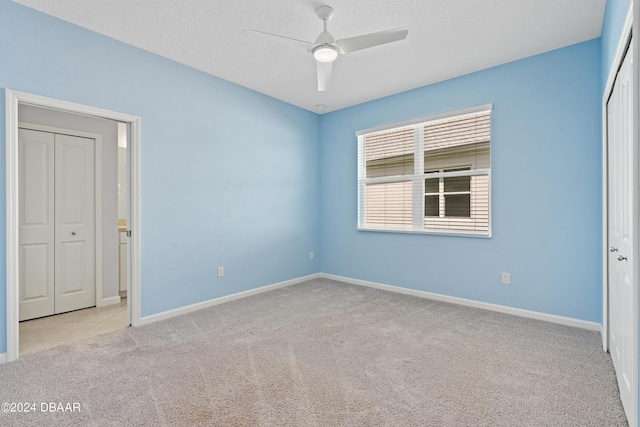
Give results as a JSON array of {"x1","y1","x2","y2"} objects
[
  {"x1": 632, "y1": 4, "x2": 640, "y2": 427},
  {"x1": 138, "y1": 274, "x2": 321, "y2": 326},
  {"x1": 355, "y1": 103, "x2": 493, "y2": 136},
  {"x1": 357, "y1": 226, "x2": 491, "y2": 238},
  {"x1": 95, "y1": 135, "x2": 104, "y2": 308},
  {"x1": 0, "y1": 353, "x2": 6, "y2": 365},
  {"x1": 5, "y1": 91, "x2": 19, "y2": 363},
  {"x1": 321, "y1": 273, "x2": 601, "y2": 331},
  {"x1": 5, "y1": 90, "x2": 142, "y2": 362},
  {"x1": 100, "y1": 296, "x2": 121, "y2": 307},
  {"x1": 412, "y1": 126, "x2": 425, "y2": 229},
  {"x1": 364, "y1": 168, "x2": 490, "y2": 186},
  {"x1": 602, "y1": 0, "x2": 634, "y2": 353},
  {"x1": 603, "y1": 7, "x2": 634, "y2": 106},
  {"x1": 128, "y1": 119, "x2": 141, "y2": 326},
  {"x1": 18, "y1": 122, "x2": 105, "y2": 310}
]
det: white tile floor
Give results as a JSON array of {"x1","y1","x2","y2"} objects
[{"x1": 19, "y1": 299, "x2": 129, "y2": 356}]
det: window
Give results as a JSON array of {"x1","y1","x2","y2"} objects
[
  {"x1": 425, "y1": 167, "x2": 471, "y2": 218},
  {"x1": 357, "y1": 105, "x2": 491, "y2": 236}
]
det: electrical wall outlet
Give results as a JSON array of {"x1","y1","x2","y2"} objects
[
  {"x1": 502, "y1": 272, "x2": 511, "y2": 285},
  {"x1": 217, "y1": 266, "x2": 224, "y2": 278},
  {"x1": 309, "y1": 251, "x2": 314, "y2": 260}
]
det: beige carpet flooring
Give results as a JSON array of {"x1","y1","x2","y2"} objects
[{"x1": 0, "y1": 278, "x2": 628, "y2": 426}]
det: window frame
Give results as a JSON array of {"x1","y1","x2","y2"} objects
[{"x1": 356, "y1": 104, "x2": 492, "y2": 238}]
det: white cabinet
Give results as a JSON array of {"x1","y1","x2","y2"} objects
[{"x1": 119, "y1": 230, "x2": 127, "y2": 295}]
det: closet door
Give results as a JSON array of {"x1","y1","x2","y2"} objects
[
  {"x1": 19, "y1": 128, "x2": 96, "y2": 321},
  {"x1": 53, "y1": 133, "x2": 96, "y2": 314},
  {"x1": 607, "y1": 47, "x2": 635, "y2": 423},
  {"x1": 18, "y1": 129, "x2": 55, "y2": 321}
]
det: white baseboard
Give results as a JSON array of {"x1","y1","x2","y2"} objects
[
  {"x1": 97, "y1": 296, "x2": 121, "y2": 307},
  {"x1": 138, "y1": 273, "x2": 322, "y2": 326},
  {"x1": 133, "y1": 271, "x2": 600, "y2": 332},
  {"x1": 0, "y1": 352, "x2": 6, "y2": 364},
  {"x1": 320, "y1": 273, "x2": 602, "y2": 332}
]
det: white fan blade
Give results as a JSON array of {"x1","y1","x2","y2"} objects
[
  {"x1": 243, "y1": 30, "x2": 313, "y2": 50},
  {"x1": 316, "y1": 60, "x2": 333, "y2": 91},
  {"x1": 336, "y1": 28, "x2": 408, "y2": 54}
]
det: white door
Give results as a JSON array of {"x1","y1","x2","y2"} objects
[
  {"x1": 18, "y1": 129, "x2": 55, "y2": 321},
  {"x1": 53, "y1": 133, "x2": 96, "y2": 314},
  {"x1": 18, "y1": 128, "x2": 96, "y2": 320},
  {"x1": 607, "y1": 47, "x2": 636, "y2": 424}
]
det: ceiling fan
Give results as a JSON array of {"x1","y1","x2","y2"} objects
[{"x1": 243, "y1": 6, "x2": 409, "y2": 92}]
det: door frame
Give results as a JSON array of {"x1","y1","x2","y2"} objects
[
  {"x1": 5, "y1": 90, "x2": 142, "y2": 362},
  {"x1": 18, "y1": 122, "x2": 103, "y2": 317},
  {"x1": 602, "y1": 4, "x2": 637, "y2": 426}
]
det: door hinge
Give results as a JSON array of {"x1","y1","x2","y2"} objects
[{"x1": 126, "y1": 230, "x2": 132, "y2": 237}]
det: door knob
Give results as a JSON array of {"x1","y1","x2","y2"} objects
[
  {"x1": 610, "y1": 247, "x2": 618, "y2": 252},
  {"x1": 618, "y1": 255, "x2": 627, "y2": 261},
  {"x1": 71, "y1": 232, "x2": 76, "y2": 236}
]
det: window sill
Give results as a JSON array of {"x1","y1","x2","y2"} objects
[{"x1": 357, "y1": 226, "x2": 491, "y2": 238}]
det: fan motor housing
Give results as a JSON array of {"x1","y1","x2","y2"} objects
[{"x1": 316, "y1": 6, "x2": 334, "y2": 22}]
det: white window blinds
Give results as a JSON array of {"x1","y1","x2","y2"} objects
[{"x1": 357, "y1": 105, "x2": 491, "y2": 236}]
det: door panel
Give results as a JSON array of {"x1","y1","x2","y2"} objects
[
  {"x1": 20, "y1": 244, "x2": 50, "y2": 300},
  {"x1": 607, "y1": 47, "x2": 635, "y2": 423},
  {"x1": 54, "y1": 133, "x2": 96, "y2": 315},
  {"x1": 58, "y1": 242, "x2": 86, "y2": 295},
  {"x1": 18, "y1": 129, "x2": 54, "y2": 321}
]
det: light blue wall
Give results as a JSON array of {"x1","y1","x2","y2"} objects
[
  {"x1": 319, "y1": 39, "x2": 602, "y2": 322},
  {"x1": 0, "y1": 0, "x2": 321, "y2": 352},
  {"x1": 601, "y1": 0, "x2": 632, "y2": 91}
]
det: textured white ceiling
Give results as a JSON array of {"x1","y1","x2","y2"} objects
[{"x1": 12, "y1": 0, "x2": 606, "y2": 114}]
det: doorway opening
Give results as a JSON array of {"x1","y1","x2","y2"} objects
[{"x1": 5, "y1": 90, "x2": 141, "y2": 362}]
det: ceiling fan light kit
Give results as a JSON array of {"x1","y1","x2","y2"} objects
[
  {"x1": 313, "y1": 45, "x2": 338, "y2": 63},
  {"x1": 244, "y1": 5, "x2": 408, "y2": 92}
]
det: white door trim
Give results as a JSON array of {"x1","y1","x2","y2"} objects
[
  {"x1": 18, "y1": 122, "x2": 104, "y2": 312},
  {"x1": 5, "y1": 90, "x2": 142, "y2": 362}
]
